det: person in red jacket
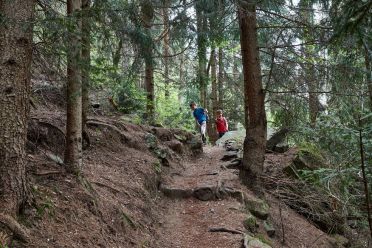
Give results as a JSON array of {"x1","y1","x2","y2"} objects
[{"x1": 215, "y1": 109, "x2": 228, "y2": 138}]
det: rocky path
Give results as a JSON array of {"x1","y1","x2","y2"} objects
[{"x1": 156, "y1": 146, "x2": 271, "y2": 248}]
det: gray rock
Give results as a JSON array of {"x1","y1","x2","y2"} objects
[
  {"x1": 225, "y1": 158, "x2": 241, "y2": 169},
  {"x1": 243, "y1": 213, "x2": 258, "y2": 233},
  {"x1": 194, "y1": 187, "x2": 216, "y2": 201},
  {"x1": 220, "y1": 151, "x2": 238, "y2": 161},
  {"x1": 159, "y1": 184, "x2": 193, "y2": 199},
  {"x1": 273, "y1": 143, "x2": 289, "y2": 153},
  {"x1": 244, "y1": 195, "x2": 269, "y2": 220},
  {"x1": 263, "y1": 220, "x2": 275, "y2": 237},
  {"x1": 243, "y1": 234, "x2": 272, "y2": 248}
]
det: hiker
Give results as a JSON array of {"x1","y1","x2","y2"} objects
[
  {"x1": 215, "y1": 109, "x2": 228, "y2": 138},
  {"x1": 190, "y1": 101, "x2": 208, "y2": 144}
]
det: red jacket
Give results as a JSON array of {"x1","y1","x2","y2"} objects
[{"x1": 215, "y1": 117, "x2": 228, "y2": 133}]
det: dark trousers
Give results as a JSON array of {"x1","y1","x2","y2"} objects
[{"x1": 219, "y1": 132, "x2": 226, "y2": 138}]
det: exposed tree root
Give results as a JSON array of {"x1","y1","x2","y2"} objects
[
  {"x1": 208, "y1": 227, "x2": 244, "y2": 235},
  {"x1": 0, "y1": 214, "x2": 30, "y2": 245},
  {"x1": 86, "y1": 120, "x2": 129, "y2": 144}
]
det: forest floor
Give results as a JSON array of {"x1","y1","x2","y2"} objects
[
  {"x1": 21, "y1": 88, "x2": 347, "y2": 247},
  {"x1": 155, "y1": 146, "x2": 341, "y2": 248}
]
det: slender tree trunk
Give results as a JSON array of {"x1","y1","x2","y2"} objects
[
  {"x1": 0, "y1": 0, "x2": 35, "y2": 244},
  {"x1": 65, "y1": 0, "x2": 83, "y2": 174},
  {"x1": 238, "y1": 1, "x2": 267, "y2": 193},
  {"x1": 81, "y1": 0, "x2": 91, "y2": 148},
  {"x1": 210, "y1": 48, "x2": 218, "y2": 142},
  {"x1": 196, "y1": 3, "x2": 207, "y2": 107},
  {"x1": 218, "y1": 47, "x2": 224, "y2": 109},
  {"x1": 233, "y1": 52, "x2": 239, "y2": 82},
  {"x1": 145, "y1": 55, "x2": 155, "y2": 123},
  {"x1": 299, "y1": 0, "x2": 318, "y2": 127},
  {"x1": 113, "y1": 38, "x2": 123, "y2": 68},
  {"x1": 141, "y1": 0, "x2": 155, "y2": 123},
  {"x1": 363, "y1": 44, "x2": 372, "y2": 110},
  {"x1": 163, "y1": 0, "x2": 170, "y2": 98},
  {"x1": 178, "y1": 52, "x2": 185, "y2": 103}
]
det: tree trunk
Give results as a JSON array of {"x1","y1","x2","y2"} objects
[
  {"x1": 218, "y1": 47, "x2": 224, "y2": 109},
  {"x1": 141, "y1": 0, "x2": 155, "y2": 123},
  {"x1": 65, "y1": 0, "x2": 83, "y2": 174},
  {"x1": 145, "y1": 55, "x2": 155, "y2": 123},
  {"x1": 0, "y1": 0, "x2": 35, "y2": 244},
  {"x1": 81, "y1": 0, "x2": 91, "y2": 148},
  {"x1": 299, "y1": 0, "x2": 318, "y2": 127},
  {"x1": 363, "y1": 44, "x2": 372, "y2": 110},
  {"x1": 196, "y1": 2, "x2": 207, "y2": 107},
  {"x1": 210, "y1": 48, "x2": 218, "y2": 143},
  {"x1": 178, "y1": 52, "x2": 185, "y2": 104},
  {"x1": 112, "y1": 38, "x2": 123, "y2": 68},
  {"x1": 238, "y1": 1, "x2": 267, "y2": 193},
  {"x1": 163, "y1": 0, "x2": 170, "y2": 99}
]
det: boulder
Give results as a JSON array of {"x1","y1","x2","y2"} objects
[
  {"x1": 187, "y1": 135, "x2": 203, "y2": 154},
  {"x1": 243, "y1": 234, "x2": 272, "y2": 248},
  {"x1": 164, "y1": 140, "x2": 184, "y2": 154},
  {"x1": 266, "y1": 128, "x2": 289, "y2": 151},
  {"x1": 273, "y1": 142, "x2": 289, "y2": 153},
  {"x1": 244, "y1": 195, "x2": 269, "y2": 220},
  {"x1": 220, "y1": 151, "x2": 238, "y2": 161},
  {"x1": 151, "y1": 127, "x2": 173, "y2": 141},
  {"x1": 283, "y1": 147, "x2": 327, "y2": 177},
  {"x1": 225, "y1": 159, "x2": 241, "y2": 169},
  {"x1": 263, "y1": 220, "x2": 275, "y2": 237},
  {"x1": 243, "y1": 213, "x2": 258, "y2": 233},
  {"x1": 159, "y1": 184, "x2": 193, "y2": 199},
  {"x1": 193, "y1": 187, "x2": 215, "y2": 201}
]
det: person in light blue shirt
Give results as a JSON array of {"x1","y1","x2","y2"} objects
[{"x1": 190, "y1": 101, "x2": 208, "y2": 144}]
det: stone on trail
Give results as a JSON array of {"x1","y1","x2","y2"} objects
[
  {"x1": 220, "y1": 151, "x2": 238, "y2": 161},
  {"x1": 243, "y1": 213, "x2": 258, "y2": 233},
  {"x1": 243, "y1": 234, "x2": 272, "y2": 248},
  {"x1": 159, "y1": 184, "x2": 193, "y2": 199},
  {"x1": 225, "y1": 158, "x2": 241, "y2": 169},
  {"x1": 193, "y1": 186, "x2": 216, "y2": 201},
  {"x1": 244, "y1": 194, "x2": 269, "y2": 220},
  {"x1": 263, "y1": 220, "x2": 275, "y2": 237}
]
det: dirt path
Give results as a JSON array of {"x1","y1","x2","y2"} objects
[
  {"x1": 157, "y1": 146, "x2": 248, "y2": 248},
  {"x1": 156, "y1": 146, "x2": 341, "y2": 248}
]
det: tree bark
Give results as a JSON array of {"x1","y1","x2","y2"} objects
[
  {"x1": 363, "y1": 43, "x2": 372, "y2": 110},
  {"x1": 210, "y1": 48, "x2": 218, "y2": 143},
  {"x1": 112, "y1": 38, "x2": 123, "y2": 68},
  {"x1": 0, "y1": 0, "x2": 35, "y2": 243},
  {"x1": 238, "y1": 1, "x2": 267, "y2": 193},
  {"x1": 65, "y1": 0, "x2": 83, "y2": 174},
  {"x1": 218, "y1": 47, "x2": 224, "y2": 109},
  {"x1": 196, "y1": 2, "x2": 207, "y2": 107},
  {"x1": 145, "y1": 55, "x2": 155, "y2": 123},
  {"x1": 163, "y1": 0, "x2": 170, "y2": 99},
  {"x1": 299, "y1": 0, "x2": 318, "y2": 127},
  {"x1": 141, "y1": 0, "x2": 155, "y2": 123},
  {"x1": 81, "y1": 0, "x2": 91, "y2": 147},
  {"x1": 178, "y1": 52, "x2": 185, "y2": 104}
]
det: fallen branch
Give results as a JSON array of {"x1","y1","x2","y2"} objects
[
  {"x1": 33, "y1": 170, "x2": 62, "y2": 176},
  {"x1": 208, "y1": 227, "x2": 244, "y2": 235}
]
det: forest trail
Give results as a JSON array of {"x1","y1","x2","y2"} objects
[
  {"x1": 157, "y1": 146, "x2": 248, "y2": 248},
  {"x1": 156, "y1": 146, "x2": 344, "y2": 248}
]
